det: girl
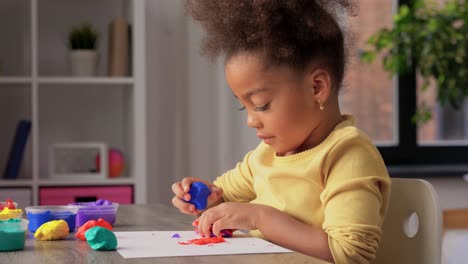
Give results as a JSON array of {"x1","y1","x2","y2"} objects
[{"x1": 172, "y1": 1, "x2": 391, "y2": 263}]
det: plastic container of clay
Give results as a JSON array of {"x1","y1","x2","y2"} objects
[
  {"x1": 69, "y1": 200, "x2": 119, "y2": 227},
  {"x1": 25, "y1": 206, "x2": 78, "y2": 233},
  {"x1": 0, "y1": 219, "x2": 29, "y2": 251},
  {"x1": 0, "y1": 207, "x2": 23, "y2": 220},
  {"x1": 0, "y1": 201, "x2": 18, "y2": 210}
]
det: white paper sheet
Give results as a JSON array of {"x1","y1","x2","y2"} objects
[{"x1": 115, "y1": 231, "x2": 292, "y2": 258}]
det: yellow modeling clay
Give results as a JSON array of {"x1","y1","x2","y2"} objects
[
  {"x1": 0, "y1": 208, "x2": 23, "y2": 220},
  {"x1": 34, "y1": 220, "x2": 69, "y2": 240}
]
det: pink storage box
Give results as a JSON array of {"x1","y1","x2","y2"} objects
[{"x1": 39, "y1": 186, "x2": 133, "y2": 205}]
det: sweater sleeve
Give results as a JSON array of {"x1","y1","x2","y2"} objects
[
  {"x1": 320, "y1": 140, "x2": 391, "y2": 264},
  {"x1": 213, "y1": 150, "x2": 257, "y2": 203}
]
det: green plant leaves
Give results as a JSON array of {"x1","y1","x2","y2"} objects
[
  {"x1": 69, "y1": 23, "x2": 98, "y2": 50},
  {"x1": 361, "y1": 0, "x2": 468, "y2": 124}
]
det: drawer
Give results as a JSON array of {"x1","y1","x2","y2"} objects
[{"x1": 39, "y1": 186, "x2": 133, "y2": 205}]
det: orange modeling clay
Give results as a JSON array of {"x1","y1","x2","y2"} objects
[
  {"x1": 178, "y1": 237, "x2": 226, "y2": 245},
  {"x1": 76, "y1": 218, "x2": 113, "y2": 241}
]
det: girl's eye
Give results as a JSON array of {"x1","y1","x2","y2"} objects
[
  {"x1": 254, "y1": 103, "x2": 270, "y2": 112},
  {"x1": 237, "y1": 103, "x2": 269, "y2": 111}
]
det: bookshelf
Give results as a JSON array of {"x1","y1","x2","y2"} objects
[{"x1": 0, "y1": 0, "x2": 147, "y2": 206}]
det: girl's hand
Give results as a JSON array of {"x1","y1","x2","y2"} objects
[
  {"x1": 196, "y1": 202, "x2": 265, "y2": 238},
  {"x1": 171, "y1": 177, "x2": 223, "y2": 216}
]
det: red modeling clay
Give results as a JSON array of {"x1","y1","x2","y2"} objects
[
  {"x1": 178, "y1": 237, "x2": 226, "y2": 245},
  {"x1": 5, "y1": 199, "x2": 16, "y2": 209},
  {"x1": 76, "y1": 218, "x2": 113, "y2": 241}
]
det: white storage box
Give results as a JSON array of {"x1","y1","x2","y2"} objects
[{"x1": 48, "y1": 142, "x2": 108, "y2": 180}]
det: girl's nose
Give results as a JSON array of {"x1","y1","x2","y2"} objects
[{"x1": 247, "y1": 113, "x2": 262, "y2": 128}]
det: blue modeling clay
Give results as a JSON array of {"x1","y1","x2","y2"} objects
[{"x1": 187, "y1": 182, "x2": 212, "y2": 210}]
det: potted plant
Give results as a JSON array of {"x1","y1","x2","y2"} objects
[
  {"x1": 361, "y1": 0, "x2": 467, "y2": 123},
  {"x1": 68, "y1": 22, "x2": 99, "y2": 76}
]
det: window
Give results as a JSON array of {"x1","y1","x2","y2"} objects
[
  {"x1": 342, "y1": 0, "x2": 468, "y2": 176},
  {"x1": 341, "y1": 0, "x2": 395, "y2": 145}
]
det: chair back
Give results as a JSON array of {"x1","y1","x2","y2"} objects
[{"x1": 374, "y1": 178, "x2": 442, "y2": 264}]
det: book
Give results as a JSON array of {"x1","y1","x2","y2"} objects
[
  {"x1": 108, "y1": 17, "x2": 129, "y2": 76},
  {"x1": 3, "y1": 120, "x2": 31, "y2": 179}
]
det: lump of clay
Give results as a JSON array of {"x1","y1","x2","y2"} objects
[
  {"x1": 34, "y1": 220, "x2": 69, "y2": 241},
  {"x1": 93, "y1": 199, "x2": 113, "y2": 206},
  {"x1": 0, "y1": 199, "x2": 16, "y2": 209},
  {"x1": 0, "y1": 207, "x2": 23, "y2": 220},
  {"x1": 187, "y1": 182, "x2": 212, "y2": 210},
  {"x1": 76, "y1": 218, "x2": 113, "y2": 241},
  {"x1": 85, "y1": 226, "x2": 117, "y2": 251}
]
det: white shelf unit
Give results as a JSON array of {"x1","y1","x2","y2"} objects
[{"x1": 0, "y1": 0, "x2": 147, "y2": 206}]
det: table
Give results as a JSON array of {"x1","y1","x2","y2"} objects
[{"x1": 0, "y1": 204, "x2": 328, "y2": 264}]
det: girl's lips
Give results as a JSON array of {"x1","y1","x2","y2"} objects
[{"x1": 257, "y1": 135, "x2": 274, "y2": 143}]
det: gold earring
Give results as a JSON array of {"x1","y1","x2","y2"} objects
[{"x1": 318, "y1": 101, "x2": 325, "y2": 111}]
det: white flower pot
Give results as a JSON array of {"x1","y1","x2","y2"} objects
[{"x1": 69, "y1": 50, "x2": 98, "y2": 76}]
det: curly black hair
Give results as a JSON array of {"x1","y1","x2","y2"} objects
[{"x1": 185, "y1": 0, "x2": 358, "y2": 91}]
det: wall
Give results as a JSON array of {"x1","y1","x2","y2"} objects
[
  {"x1": 145, "y1": 0, "x2": 185, "y2": 205},
  {"x1": 425, "y1": 177, "x2": 468, "y2": 210},
  {"x1": 145, "y1": 0, "x2": 258, "y2": 205}
]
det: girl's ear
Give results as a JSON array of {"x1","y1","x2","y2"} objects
[{"x1": 305, "y1": 68, "x2": 332, "y2": 104}]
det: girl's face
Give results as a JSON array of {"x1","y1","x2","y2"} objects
[{"x1": 225, "y1": 53, "x2": 331, "y2": 156}]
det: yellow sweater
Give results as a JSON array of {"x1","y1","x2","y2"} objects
[{"x1": 214, "y1": 115, "x2": 391, "y2": 264}]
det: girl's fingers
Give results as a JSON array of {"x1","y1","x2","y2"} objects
[
  {"x1": 210, "y1": 186, "x2": 221, "y2": 195},
  {"x1": 208, "y1": 186, "x2": 223, "y2": 202},
  {"x1": 172, "y1": 195, "x2": 197, "y2": 215},
  {"x1": 171, "y1": 182, "x2": 186, "y2": 198},
  {"x1": 198, "y1": 209, "x2": 221, "y2": 238},
  {"x1": 172, "y1": 180, "x2": 192, "y2": 201},
  {"x1": 199, "y1": 217, "x2": 212, "y2": 237},
  {"x1": 172, "y1": 177, "x2": 221, "y2": 215},
  {"x1": 212, "y1": 218, "x2": 228, "y2": 238},
  {"x1": 181, "y1": 177, "x2": 195, "y2": 192}
]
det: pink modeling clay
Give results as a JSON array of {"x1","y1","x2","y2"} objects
[{"x1": 76, "y1": 218, "x2": 113, "y2": 241}]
